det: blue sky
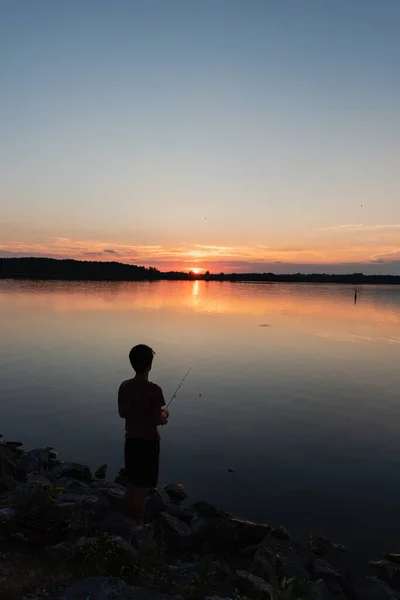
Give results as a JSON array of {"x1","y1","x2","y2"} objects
[{"x1": 1, "y1": 0, "x2": 399, "y2": 272}]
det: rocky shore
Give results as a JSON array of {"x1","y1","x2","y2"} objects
[{"x1": 0, "y1": 438, "x2": 398, "y2": 599}]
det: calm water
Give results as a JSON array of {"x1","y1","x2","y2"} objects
[{"x1": 1, "y1": 280, "x2": 400, "y2": 565}]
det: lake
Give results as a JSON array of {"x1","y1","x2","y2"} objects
[{"x1": 1, "y1": 279, "x2": 400, "y2": 566}]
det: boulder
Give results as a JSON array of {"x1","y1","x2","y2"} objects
[
  {"x1": 164, "y1": 484, "x2": 187, "y2": 504},
  {"x1": 46, "y1": 541, "x2": 74, "y2": 560},
  {"x1": 361, "y1": 577, "x2": 400, "y2": 599},
  {"x1": 0, "y1": 507, "x2": 16, "y2": 522},
  {"x1": 235, "y1": 570, "x2": 272, "y2": 596},
  {"x1": 386, "y1": 555, "x2": 400, "y2": 566},
  {"x1": 312, "y1": 558, "x2": 343, "y2": 582},
  {"x1": 115, "y1": 468, "x2": 128, "y2": 487},
  {"x1": 370, "y1": 560, "x2": 400, "y2": 591},
  {"x1": 144, "y1": 489, "x2": 166, "y2": 521},
  {"x1": 48, "y1": 461, "x2": 92, "y2": 482},
  {"x1": 191, "y1": 500, "x2": 218, "y2": 518},
  {"x1": 230, "y1": 518, "x2": 271, "y2": 546},
  {"x1": 92, "y1": 481, "x2": 126, "y2": 511},
  {"x1": 156, "y1": 512, "x2": 194, "y2": 551},
  {"x1": 58, "y1": 579, "x2": 178, "y2": 600},
  {"x1": 190, "y1": 516, "x2": 236, "y2": 549},
  {"x1": 103, "y1": 513, "x2": 155, "y2": 550},
  {"x1": 270, "y1": 525, "x2": 290, "y2": 540},
  {"x1": 95, "y1": 464, "x2": 108, "y2": 479},
  {"x1": 0, "y1": 443, "x2": 17, "y2": 490},
  {"x1": 58, "y1": 477, "x2": 92, "y2": 495},
  {"x1": 168, "y1": 562, "x2": 199, "y2": 584},
  {"x1": 43, "y1": 491, "x2": 108, "y2": 524},
  {"x1": 310, "y1": 578, "x2": 346, "y2": 600},
  {"x1": 164, "y1": 503, "x2": 196, "y2": 524},
  {"x1": 309, "y1": 533, "x2": 347, "y2": 556},
  {"x1": 17, "y1": 447, "x2": 60, "y2": 475}
]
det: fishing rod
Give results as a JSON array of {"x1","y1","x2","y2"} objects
[{"x1": 166, "y1": 366, "x2": 192, "y2": 409}]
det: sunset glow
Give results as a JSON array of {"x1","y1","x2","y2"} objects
[{"x1": 1, "y1": 2, "x2": 399, "y2": 274}]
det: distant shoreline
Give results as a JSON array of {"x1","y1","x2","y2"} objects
[{"x1": 1, "y1": 257, "x2": 400, "y2": 285}]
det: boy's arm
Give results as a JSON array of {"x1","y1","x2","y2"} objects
[{"x1": 118, "y1": 382, "x2": 134, "y2": 419}]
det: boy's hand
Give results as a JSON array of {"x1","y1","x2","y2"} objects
[{"x1": 161, "y1": 409, "x2": 169, "y2": 425}]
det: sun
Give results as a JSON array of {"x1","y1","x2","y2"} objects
[{"x1": 192, "y1": 268, "x2": 201, "y2": 274}]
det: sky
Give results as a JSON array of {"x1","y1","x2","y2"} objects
[{"x1": 1, "y1": 0, "x2": 399, "y2": 274}]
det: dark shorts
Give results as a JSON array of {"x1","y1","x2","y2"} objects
[{"x1": 124, "y1": 437, "x2": 160, "y2": 488}]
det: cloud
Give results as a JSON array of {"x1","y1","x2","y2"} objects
[{"x1": 319, "y1": 224, "x2": 400, "y2": 232}]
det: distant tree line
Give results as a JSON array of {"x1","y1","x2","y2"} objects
[{"x1": 0, "y1": 257, "x2": 399, "y2": 285}]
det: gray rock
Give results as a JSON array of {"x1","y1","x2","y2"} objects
[
  {"x1": 0, "y1": 444, "x2": 17, "y2": 489},
  {"x1": 235, "y1": 570, "x2": 272, "y2": 596},
  {"x1": 313, "y1": 558, "x2": 343, "y2": 581},
  {"x1": 103, "y1": 513, "x2": 155, "y2": 550},
  {"x1": 47, "y1": 541, "x2": 73, "y2": 560},
  {"x1": 17, "y1": 447, "x2": 60, "y2": 474},
  {"x1": 48, "y1": 461, "x2": 92, "y2": 482},
  {"x1": 191, "y1": 500, "x2": 218, "y2": 518},
  {"x1": 386, "y1": 555, "x2": 400, "y2": 565},
  {"x1": 157, "y1": 512, "x2": 194, "y2": 550},
  {"x1": 43, "y1": 491, "x2": 108, "y2": 523},
  {"x1": 164, "y1": 503, "x2": 196, "y2": 524},
  {"x1": 230, "y1": 518, "x2": 271, "y2": 546},
  {"x1": 93, "y1": 482, "x2": 126, "y2": 511},
  {"x1": 270, "y1": 525, "x2": 290, "y2": 540},
  {"x1": 190, "y1": 516, "x2": 235, "y2": 549},
  {"x1": 310, "y1": 579, "x2": 346, "y2": 600},
  {"x1": 114, "y1": 468, "x2": 128, "y2": 487},
  {"x1": 361, "y1": 577, "x2": 400, "y2": 599},
  {"x1": 168, "y1": 562, "x2": 199, "y2": 584},
  {"x1": 0, "y1": 507, "x2": 16, "y2": 522},
  {"x1": 370, "y1": 560, "x2": 400, "y2": 591},
  {"x1": 58, "y1": 577, "x2": 133, "y2": 600},
  {"x1": 95, "y1": 464, "x2": 108, "y2": 479},
  {"x1": 164, "y1": 483, "x2": 187, "y2": 504},
  {"x1": 58, "y1": 578, "x2": 178, "y2": 600},
  {"x1": 57, "y1": 477, "x2": 92, "y2": 494}
]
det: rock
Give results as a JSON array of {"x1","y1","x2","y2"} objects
[
  {"x1": 17, "y1": 447, "x2": 60, "y2": 475},
  {"x1": 10, "y1": 532, "x2": 29, "y2": 543},
  {"x1": 47, "y1": 541, "x2": 73, "y2": 560},
  {"x1": 168, "y1": 562, "x2": 199, "y2": 584},
  {"x1": 108, "y1": 535, "x2": 138, "y2": 560},
  {"x1": 5, "y1": 441, "x2": 23, "y2": 450},
  {"x1": 58, "y1": 578, "x2": 178, "y2": 600},
  {"x1": 230, "y1": 518, "x2": 271, "y2": 546},
  {"x1": 164, "y1": 503, "x2": 196, "y2": 524},
  {"x1": 190, "y1": 516, "x2": 236, "y2": 550},
  {"x1": 48, "y1": 461, "x2": 92, "y2": 482},
  {"x1": 57, "y1": 477, "x2": 92, "y2": 494},
  {"x1": 43, "y1": 492, "x2": 108, "y2": 524},
  {"x1": 370, "y1": 560, "x2": 400, "y2": 591},
  {"x1": 386, "y1": 555, "x2": 400, "y2": 566},
  {"x1": 270, "y1": 525, "x2": 290, "y2": 540},
  {"x1": 58, "y1": 577, "x2": 132, "y2": 600},
  {"x1": 145, "y1": 489, "x2": 166, "y2": 521},
  {"x1": 361, "y1": 577, "x2": 400, "y2": 599},
  {"x1": 0, "y1": 444, "x2": 17, "y2": 489},
  {"x1": 93, "y1": 481, "x2": 126, "y2": 511},
  {"x1": 309, "y1": 533, "x2": 347, "y2": 556},
  {"x1": 235, "y1": 570, "x2": 272, "y2": 596},
  {"x1": 103, "y1": 513, "x2": 155, "y2": 550},
  {"x1": 275, "y1": 545, "x2": 312, "y2": 582},
  {"x1": 164, "y1": 483, "x2": 187, "y2": 504},
  {"x1": 311, "y1": 578, "x2": 346, "y2": 600},
  {"x1": 0, "y1": 507, "x2": 16, "y2": 522},
  {"x1": 312, "y1": 558, "x2": 343, "y2": 581},
  {"x1": 114, "y1": 468, "x2": 128, "y2": 487},
  {"x1": 95, "y1": 464, "x2": 108, "y2": 479},
  {"x1": 157, "y1": 512, "x2": 194, "y2": 550},
  {"x1": 191, "y1": 500, "x2": 218, "y2": 518}
]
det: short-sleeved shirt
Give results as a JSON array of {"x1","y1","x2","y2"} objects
[{"x1": 118, "y1": 378, "x2": 165, "y2": 441}]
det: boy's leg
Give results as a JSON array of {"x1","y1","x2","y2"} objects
[{"x1": 125, "y1": 484, "x2": 148, "y2": 524}]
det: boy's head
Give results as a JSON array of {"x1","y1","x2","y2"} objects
[{"x1": 129, "y1": 344, "x2": 155, "y2": 374}]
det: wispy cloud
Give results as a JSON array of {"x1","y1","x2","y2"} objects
[{"x1": 319, "y1": 224, "x2": 400, "y2": 232}]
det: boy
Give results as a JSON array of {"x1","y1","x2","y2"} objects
[{"x1": 118, "y1": 344, "x2": 169, "y2": 523}]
